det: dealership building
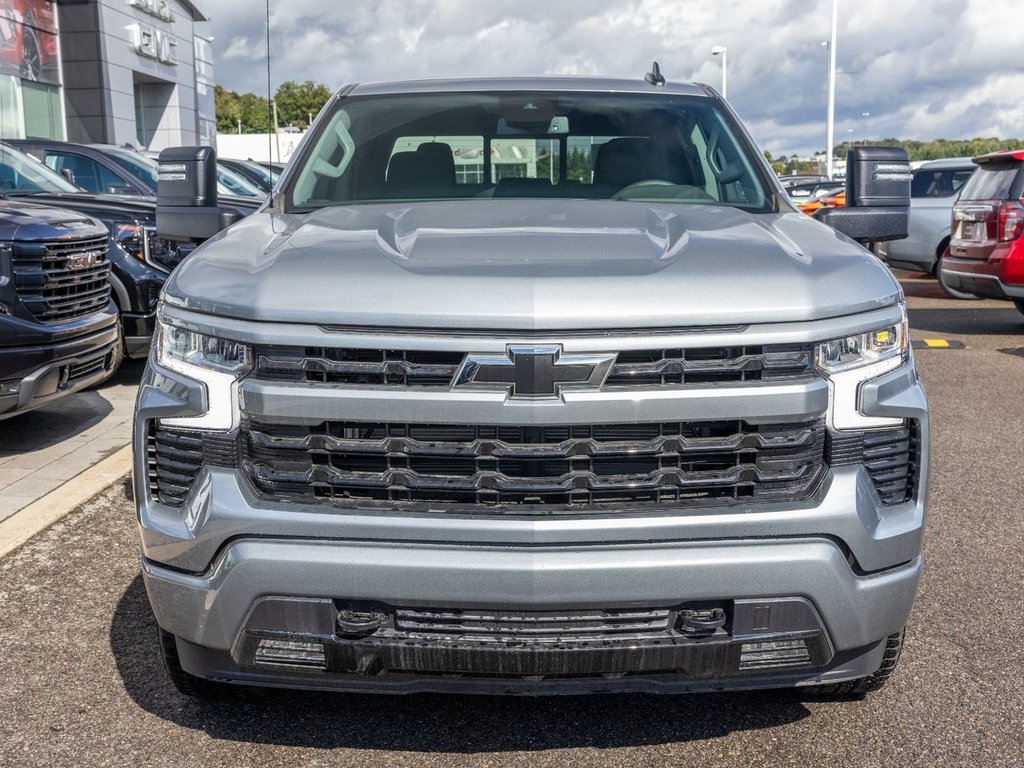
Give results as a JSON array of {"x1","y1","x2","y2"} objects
[{"x1": 0, "y1": 0, "x2": 213, "y2": 151}]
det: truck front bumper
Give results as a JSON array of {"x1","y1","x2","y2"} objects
[
  {"x1": 0, "y1": 324, "x2": 119, "y2": 420},
  {"x1": 144, "y1": 533, "x2": 918, "y2": 693}
]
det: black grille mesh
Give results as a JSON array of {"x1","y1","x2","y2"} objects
[
  {"x1": 393, "y1": 607, "x2": 675, "y2": 640},
  {"x1": 146, "y1": 419, "x2": 921, "y2": 511},
  {"x1": 242, "y1": 418, "x2": 827, "y2": 510}
]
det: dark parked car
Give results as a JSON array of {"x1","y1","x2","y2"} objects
[
  {"x1": 219, "y1": 158, "x2": 279, "y2": 193},
  {"x1": 0, "y1": 200, "x2": 119, "y2": 420},
  {"x1": 255, "y1": 160, "x2": 285, "y2": 175},
  {"x1": 9, "y1": 139, "x2": 152, "y2": 195},
  {"x1": 779, "y1": 174, "x2": 829, "y2": 189},
  {"x1": 0, "y1": 142, "x2": 260, "y2": 362},
  {"x1": 941, "y1": 149, "x2": 1024, "y2": 313},
  {"x1": 10, "y1": 139, "x2": 266, "y2": 199}
]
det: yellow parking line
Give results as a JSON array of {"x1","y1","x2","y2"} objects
[{"x1": 911, "y1": 338, "x2": 965, "y2": 350}]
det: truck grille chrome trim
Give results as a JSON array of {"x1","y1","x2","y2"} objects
[{"x1": 253, "y1": 343, "x2": 815, "y2": 389}]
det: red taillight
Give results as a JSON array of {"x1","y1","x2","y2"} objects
[{"x1": 998, "y1": 201, "x2": 1024, "y2": 242}]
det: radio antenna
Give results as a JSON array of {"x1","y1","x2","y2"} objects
[{"x1": 266, "y1": 0, "x2": 273, "y2": 162}]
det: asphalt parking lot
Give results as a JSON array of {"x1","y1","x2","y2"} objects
[{"x1": 1, "y1": 274, "x2": 1022, "y2": 767}]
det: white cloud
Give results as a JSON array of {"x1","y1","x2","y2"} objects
[
  {"x1": 199, "y1": 0, "x2": 1024, "y2": 155},
  {"x1": 221, "y1": 36, "x2": 264, "y2": 62}
]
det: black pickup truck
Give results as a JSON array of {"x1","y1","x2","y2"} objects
[
  {"x1": 0, "y1": 201, "x2": 119, "y2": 420},
  {"x1": 0, "y1": 142, "x2": 260, "y2": 363}
]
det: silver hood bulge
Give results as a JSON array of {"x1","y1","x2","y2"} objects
[{"x1": 164, "y1": 200, "x2": 902, "y2": 330}]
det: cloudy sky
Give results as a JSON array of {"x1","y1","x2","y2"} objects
[{"x1": 201, "y1": 0, "x2": 1024, "y2": 157}]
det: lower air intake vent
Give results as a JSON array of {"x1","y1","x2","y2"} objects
[
  {"x1": 147, "y1": 424, "x2": 239, "y2": 506},
  {"x1": 827, "y1": 421, "x2": 919, "y2": 505}
]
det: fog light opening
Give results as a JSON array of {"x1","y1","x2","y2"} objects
[
  {"x1": 739, "y1": 638, "x2": 811, "y2": 670},
  {"x1": 254, "y1": 638, "x2": 327, "y2": 670}
]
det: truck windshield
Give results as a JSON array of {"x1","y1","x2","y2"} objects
[
  {"x1": 0, "y1": 145, "x2": 80, "y2": 193},
  {"x1": 289, "y1": 91, "x2": 770, "y2": 212}
]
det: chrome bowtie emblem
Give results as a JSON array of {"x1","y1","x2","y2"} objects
[{"x1": 452, "y1": 345, "x2": 616, "y2": 398}]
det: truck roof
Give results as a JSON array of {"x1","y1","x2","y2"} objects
[{"x1": 346, "y1": 76, "x2": 711, "y2": 98}]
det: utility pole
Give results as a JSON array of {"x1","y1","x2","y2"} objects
[
  {"x1": 825, "y1": 0, "x2": 838, "y2": 180},
  {"x1": 711, "y1": 46, "x2": 728, "y2": 99}
]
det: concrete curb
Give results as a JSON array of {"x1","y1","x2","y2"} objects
[{"x1": 0, "y1": 444, "x2": 133, "y2": 560}]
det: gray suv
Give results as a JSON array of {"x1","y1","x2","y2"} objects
[
  {"x1": 135, "y1": 76, "x2": 928, "y2": 698},
  {"x1": 874, "y1": 156, "x2": 976, "y2": 297}
]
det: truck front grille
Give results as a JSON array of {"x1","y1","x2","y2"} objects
[
  {"x1": 242, "y1": 417, "x2": 826, "y2": 510},
  {"x1": 11, "y1": 235, "x2": 112, "y2": 323},
  {"x1": 393, "y1": 606, "x2": 675, "y2": 640},
  {"x1": 253, "y1": 344, "x2": 814, "y2": 388}
]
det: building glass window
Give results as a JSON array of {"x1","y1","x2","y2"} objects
[
  {"x1": 0, "y1": 76, "x2": 22, "y2": 139},
  {"x1": 22, "y1": 81, "x2": 64, "y2": 139}
]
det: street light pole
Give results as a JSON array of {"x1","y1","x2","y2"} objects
[
  {"x1": 711, "y1": 45, "x2": 728, "y2": 98},
  {"x1": 825, "y1": 0, "x2": 838, "y2": 179}
]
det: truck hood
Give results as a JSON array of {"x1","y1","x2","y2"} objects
[
  {"x1": 0, "y1": 199, "x2": 107, "y2": 240},
  {"x1": 165, "y1": 200, "x2": 902, "y2": 330}
]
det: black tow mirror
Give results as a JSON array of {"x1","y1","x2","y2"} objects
[
  {"x1": 156, "y1": 146, "x2": 240, "y2": 244},
  {"x1": 814, "y1": 147, "x2": 912, "y2": 244}
]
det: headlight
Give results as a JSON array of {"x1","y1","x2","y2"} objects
[
  {"x1": 816, "y1": 314, "x2": 908, "y2": 374},
  {"x1": 155, "y1": 315, "x2": 251, "y2": 431},
  {"x1": 113, "y1": 223, "x2": 146, "y2": 260},
  {"x1": 158, "y1": 321, "x2": 251, "y2": 375},
  {"x1": 816, "y1": 305, "x2": 909, "y2": 430}
]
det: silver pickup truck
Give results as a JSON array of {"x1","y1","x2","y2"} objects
[{"x1": 135, "y1": 74, "x2": 928, "y2": 698}]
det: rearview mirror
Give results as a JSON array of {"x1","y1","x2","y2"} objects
[
  {"x1": 156, "y1": 146, "x2": 240, "y2": 244},
  {"x1": 814, "y1": 147, "x2": 912, "y2": 244}
]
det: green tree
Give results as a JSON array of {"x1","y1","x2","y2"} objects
[
  {"x1": 763, "y1": 149, "x2": 785, "y2": 176},
  {"x1": 214, "y1": 84, "x2": 270, "y2": 134},
  {"x1": 566, "y1": 147, "x2": 591, "y2": 182},
  {"x1": 274, "y1": 80, "x2": 333, "y2": 130},
  {"x1": 832, "y1": 137, "x2": 1023, "y2": 163}
]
